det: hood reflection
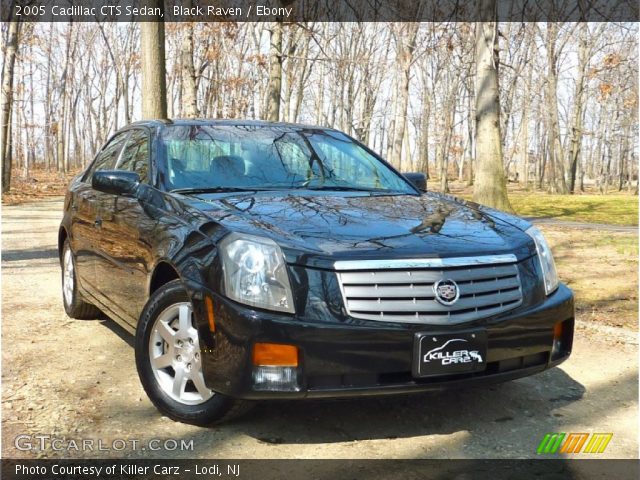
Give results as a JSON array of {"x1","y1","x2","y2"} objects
[{"x1": 181, "y1": 191, "x2": 534, "y2": 265}]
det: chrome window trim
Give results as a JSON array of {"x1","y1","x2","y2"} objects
[{"x1": 333, "y1": 254, "x2": 518, "y2": 271}]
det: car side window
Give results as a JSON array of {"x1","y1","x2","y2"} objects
[
  {"x1": 84, "y1": 132, "x2": 129, "y2": 182},
  {"x1": 117, "y1": 129, "x2": 150, "y2": 183}
]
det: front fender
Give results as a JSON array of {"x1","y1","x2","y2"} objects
[{"x1": 145, "y1": 193, "x2": 231, "y2": 296}]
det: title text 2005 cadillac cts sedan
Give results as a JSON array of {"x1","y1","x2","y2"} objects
[{"x1": 59, "y1": 120, "x2": 574, "y2": 425}]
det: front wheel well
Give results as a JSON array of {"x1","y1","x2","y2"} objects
[
  {"x1": 58, "y1": 227, "x2": 68, "y2": 262},
  {"x1": 149, "y1": 262, "x2": 181, "y2": 295}
]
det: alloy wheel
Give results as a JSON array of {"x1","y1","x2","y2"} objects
[
  {"x1": 148, "y1": 302, "x2": 213, "y2": 405},
  {"x1": 62, "y1": 247, "x2": 74, "y2": 306}
]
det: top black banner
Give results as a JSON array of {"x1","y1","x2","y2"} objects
[{"x1": 2, "y1": 0, "x2": 638, "y2": 22}]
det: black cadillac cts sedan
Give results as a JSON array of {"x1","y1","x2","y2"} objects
[{"x1": 59, "y1": 120, "x2": 574, "y2": 425}]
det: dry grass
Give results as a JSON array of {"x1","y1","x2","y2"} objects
[
  {"x1": 442, "y1": 181, "x2": 638, "y2": 226},
  {"x1": 540, "y1": 225, "x2": 638, "y2": 329},
  {"x1": 508, "y1": 193, "x2": 638, "y2": 226}
]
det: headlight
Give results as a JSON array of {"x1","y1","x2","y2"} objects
[
  {"x1": 526, "y1": 226, "x2": 559, "y2": 295},
  {"x1": 219, "y1": 232, "x2": 294, "y2": 313}
]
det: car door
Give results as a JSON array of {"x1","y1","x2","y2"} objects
[
  {"x1": 70, "y1": 132, "x2": 129, "y2": 294},
  {"x1": 94, "y1": 128, "x2": 155, "y2": 325}
]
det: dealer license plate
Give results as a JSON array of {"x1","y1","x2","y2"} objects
[{"x1": 413, "y1": 330, "x2": 487, "y2": 377}]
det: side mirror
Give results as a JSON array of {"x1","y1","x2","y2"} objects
[
  {"x1": 92, "y1": 170, "x2": 140, "y2": 196},
  {"x1": 404, "y1": 172, "x2": 427, "y2": 192}
]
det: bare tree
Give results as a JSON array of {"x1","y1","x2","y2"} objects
[
  {"x1": 473, "y1": 1, "x2": 512, "y2": 211},
  {"x1": 1, "y1": 19, "x2": 636, "y2": 201},
  {"x1": 140, "y1": 1, "x2": 167, "y2": 119},
  {"x1": 265, "y1": 21, "x2": 283, "y2": 121},
  {"x1": 542, "y1": 22, "x2": 570, "y2": 193},
  {"x1": 567, "y1": 23, "x2": 591, "y2": 193},
  {"x1": 1, "y1": 15, "x2": 20, "y2": 192},
  {"x1": 388, "y1": 23, "x2": 419, "y2": 169},
  {"x1": 180, "y1": 17, "x2": 199, "y2": 117}
]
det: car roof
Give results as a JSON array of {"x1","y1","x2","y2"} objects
[{"x1": 126, "y1": 118, "x2": 332, "y2": 131}]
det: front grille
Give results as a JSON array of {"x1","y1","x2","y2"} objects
[{"x1": 335, "y1": 256, "x2": 523, "y2": 324}]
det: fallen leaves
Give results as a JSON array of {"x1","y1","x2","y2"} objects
[{"x1": 2, "y1": 167, "x2": 81, "y2": 205}]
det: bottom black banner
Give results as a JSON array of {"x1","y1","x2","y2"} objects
[{"x1": 1, "y1": 459, "x2": 639, "y2": 480}]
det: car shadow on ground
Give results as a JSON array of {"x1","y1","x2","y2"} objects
[
  {"x1": 93, "y1": 314, "x2": 636, "y2": 459},
  {"x1": 1, "y1": 247, "x2": 58, "y2": 262},
  {"x1": 98, "y1": 317, "x2": 135, "y2": 348},
  {"x1": 179, "y1": 368, "x2": 637, "y2": 461},
  {"x1": 226, "y1": 368, "x2": 588, "y2": 446}
]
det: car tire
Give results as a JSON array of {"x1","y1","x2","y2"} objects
[
  {"x1": 61, "y1": 239, "x2": 101, "y2": 319},
  {"x1": 135, "y1": 279, "x2": 252, "y2": 426}
]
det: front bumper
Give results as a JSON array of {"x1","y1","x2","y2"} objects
[{"x1": 189, "y1": 282, "x2": 574, "y2": 400}]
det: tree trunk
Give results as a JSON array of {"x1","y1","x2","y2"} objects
[
  {"x1": 518, "y1": 48, "x2": 533, "y2": 189},
  {"x1": 56, "y1": 23, "x2": 72, "y2": 173},
  {"x1": 28, "y1": 38, "x2": 35, "y2": 174},
  {"x1": 466, "y1": 83, "x2": 475, "y2": 186},
  {"x1": 385, "y1": 73, "x2": 398, "y2": 161},
  {"x1": 618, "y1": 122, "x2": 631, "y2": 191},
  {"x1": 315, "y1": 60, "x2": 324, "y2": 125},
  {"x1": 283, "y1": 27, "x2": 303, "y2": 123},
  {"x1": 266, "y1": 21, "x2": 283, "y2": 122},
  {"x1": 16, "y1": 67, "x2": 23, "y2": 172},
  {"x1": 56, "y1": 122, "x2": 64, "y2": 173},
  {"x1": 439, "y1": 81, "x2": 456, "y2": 193},
  {"x1": 544, "y1": 23, "x2": 569, "y2": 193},
  {"x1": 63, "y1": 23, "x2": 75, "y2": 172},
  {"x1": 44, "y1": 23, "x2": 53, "y2": 170},
  {"x1": 181, "y1": 20, "x2": 199, "y2": 117},
  {"x1": 1, "y1": 18, "x2": 20, "y2": 193},
  {"x1": 141, "y1": 2, "x2": 168, "y2": 119},
  {"x1": 389, "y1": 23, "x2": 418, "y2": 168},
  {"x1": 472, "y1": 4, "x2": 512, "y2": 211},
  {"x1": 419, "y1": 87, "x2": 430, "y2": 177},
  {"x1": 518, "y1": 104, "x2": 530, "y2": 188},
  {"x1": 567, "y1": 24, "x2": 588, "y2": 193},
  {"x1": 577, "y1": 149, "x2": 585, "y2": 192},
  {"x1": 292, "y1": 34, "x2": 311, "y2": 123}
]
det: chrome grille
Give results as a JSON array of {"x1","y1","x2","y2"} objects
[{"x1": 335, "y1": 255, "x2": 523, "y2": 324}]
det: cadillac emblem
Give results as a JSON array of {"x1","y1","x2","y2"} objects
[{"x1": 433, "y1": 279, "x2": 460, "y2": 305}]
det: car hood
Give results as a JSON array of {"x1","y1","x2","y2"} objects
[{"x1": 184, "y1": 191, "x2": 536, "y2": 269}]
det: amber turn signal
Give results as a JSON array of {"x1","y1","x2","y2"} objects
[
  {"x1": 553, "y1": 321, "x2": 563, "y2": 339},
  {"x1": 252, "y1": 343, "x2": 299, "y2": 367},
  {"x1": 204, "y1": 296, "x2": 215, "y2": 332}
]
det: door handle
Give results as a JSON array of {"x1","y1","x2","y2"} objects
[{"x1": 94, "y1": 218, "x2": 103, "y2": 229}]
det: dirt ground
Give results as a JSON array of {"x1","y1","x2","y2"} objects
[{"x1": 1, "y1": 198, "x2": 638, "y2": 459}]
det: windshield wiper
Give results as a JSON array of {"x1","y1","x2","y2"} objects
[
  {"x1": 304, "y1": 186, "x2": 394, "y2": 193},
  {"x1": 170, "y1": 187, "x2": 258, "y2": 194}
]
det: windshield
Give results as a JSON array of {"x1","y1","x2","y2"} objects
[{"x1": 159, "y1": 125, "x2": 416, "y2": 195}]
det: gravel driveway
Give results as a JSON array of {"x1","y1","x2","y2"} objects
[{"x1": 1, "y1": 199, "x2": 637, "y2": 459}]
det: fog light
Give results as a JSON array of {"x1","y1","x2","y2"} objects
[
  {"x1": 252, "y1": 343, "x2": 300, "y2": 391},
  {"x1": 253, "y1": 366, "x2": 299, "y2": 391}
]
